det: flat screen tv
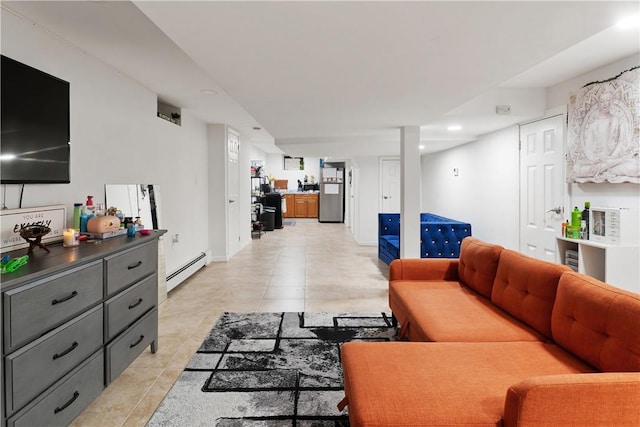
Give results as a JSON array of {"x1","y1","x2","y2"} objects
[{"x1": 1, "y1": 55, "x2": 70, "y2": 184}]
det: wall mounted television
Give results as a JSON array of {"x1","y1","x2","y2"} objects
[{"x1": 1, "y1": 55, "x2": 70, "y2": 184}]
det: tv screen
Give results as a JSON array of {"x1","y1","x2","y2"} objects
[{"x1": 1, "y1": 55, "x2": 70, "y2": 184}]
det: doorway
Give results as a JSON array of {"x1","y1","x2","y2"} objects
[
  {"x1": 519, "y1": 115, "x2": 566, "y2": 262},
  {"x1": 227, "y1": 128, "x2": 240, "y2": 256},
  {"x1": 380, "y1": 157, "x2": 401, "y2": 213}
]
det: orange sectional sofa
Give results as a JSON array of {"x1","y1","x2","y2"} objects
[{"x1": 340, "y1": 237, "x2": 640, "y2": 426}]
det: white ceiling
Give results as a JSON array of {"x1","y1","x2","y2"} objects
[{"x1": 3, "y1": 1, "x2": 639, "y2": 158}]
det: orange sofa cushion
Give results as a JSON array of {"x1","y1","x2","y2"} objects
[
  {"x1": 490, "y1": 250, "x2": 570, "y2": 340},
  {"x1": 457, "y1": 237, "x2": 503, "y2": 298},
  {"x1": 389, "y1": 258, "x2": 460, "y2": 282},
  {"x1": 552, "y1": 272, "x2": 640, "y2": 372},
  {"x1": 390, "y1": 283, "x2": 545, "y2": 342},
  {"x1": 388, "y1": 280, "x2": 462, "y2": 338},
  {"x1": 504, "y1": 373, "x2": 640, "y2": 427},
  {"x1": 341, "y1": 341, "x2": 594, "y2": 427}
]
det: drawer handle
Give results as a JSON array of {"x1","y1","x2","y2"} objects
[
  {"x1": 51, "y1": 291, "x2": 78, "y2": 305},
  {"x1": 54, "y1": 391, "x2": 80, "y2": 414},
  {"x1": 128, "y1": 261, "x2": 143, "y2": 270},
  {"x1": 53, "y1": 341, "x2": 79, "y2": 360},
  {"x1": 130, "y1": 334, "x2": 145, "y2": 348},
  {"x1": 128, "y1": 298, "x2": 143, "y2": 309}
]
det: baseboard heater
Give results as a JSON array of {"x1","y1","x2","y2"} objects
[{"x1": 166, "y1": 252, "x2": 207, "y2": 292}]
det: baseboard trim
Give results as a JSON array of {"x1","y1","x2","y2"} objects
[{"x1": 166, "y1": 252, "x2": 207, "y2": 291}]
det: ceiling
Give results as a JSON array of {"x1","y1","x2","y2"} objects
[{"x1": 2, "y1": 1, "x2": 639, "y2": 158}]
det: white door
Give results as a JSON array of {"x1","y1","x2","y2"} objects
[
  {"x1": 381, "y1": 158, "x2": 401, "y2": 212},
  {"x1": 519, "y1": 115, "x2": 565, "y2": 262},
  {"x1": 227, "y1": 129, "x2": 240, "y2": 256}
]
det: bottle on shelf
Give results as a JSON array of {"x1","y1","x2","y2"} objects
[
  {"x1": 571, "y1": 206, "x2": 581, "y2": 228},
  {"x1": 81, "y1": 196, "x2": 95, "y2": 233},
  {"x1": 85, "y1": 196, "x2": 95, "y2": 216},
  {"x1": 569, "y1": 207, "x2": 582, "y2": 239},
  {"x1": 72, "y1": 203, "x2": 83, "y2": 230},
  {"x1": 581, "y1": 201, "x2": 590, "y2": 240}
]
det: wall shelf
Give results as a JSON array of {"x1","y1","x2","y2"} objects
[
  {"x1": 556, "y1": 236, "x2": 639, "y2": 293},
  {"x1": 157, "y1": 98, "x2": 181, "y2": 126}
]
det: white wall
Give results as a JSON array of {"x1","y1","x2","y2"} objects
[
  {"x1": 546, "y1": 54, "x2": 640, "y2": 212},
  {"x1": 1, "y1": 11, "x2": 210, "y2": 275},
  {"x1": 421, "y1": 126, "x2": 520, "y2": 249},
  {"x1": 420, "y1": 54, "x2": 640, "y2": 250},
  {"x1": 264, "y1": 153, "x2": 321, "y2": 191}
]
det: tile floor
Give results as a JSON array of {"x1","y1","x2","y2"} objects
[{"x1": 71, "y1": 220, "x2": 390, "y2": 426}]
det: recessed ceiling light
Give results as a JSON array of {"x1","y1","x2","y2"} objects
[
  {"x1": 200, "y1": 89, "x2": 217, "y2": 95},
  {"x1": 447, "y1": 125, "x2": 462, "y2": 131},
  {"x1": 616, "y1": 15, "x2": 640, "y2": 29},
  {"x1": 419, "y1": 145, "x2": 425, "y2": 150}
]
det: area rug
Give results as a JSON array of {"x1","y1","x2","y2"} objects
[{"x1": 147, "y1": 312, "x2": 397, "y2": 426}]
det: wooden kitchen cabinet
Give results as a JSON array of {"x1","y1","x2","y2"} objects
[
  {"x1": 293, "y1": 194, "x2": 318, "y2": 218},
  {"x1": 306, "y1": 194, "x2": 318, "y2": 218},
  {"x1": 283, "y1": 194, "x2": 295, "y2": 218}
]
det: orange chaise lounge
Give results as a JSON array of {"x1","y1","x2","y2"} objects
[{"x1": 340, "y1": 237, "x2": 640, "y2": 426}]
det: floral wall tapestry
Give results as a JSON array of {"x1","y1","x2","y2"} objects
[{"x1": 566, "y1": 66, "x2": 639, "y2": 183}]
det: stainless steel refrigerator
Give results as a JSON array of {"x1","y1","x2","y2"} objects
[{"x1": 318, "y1": 163, "x2": 345, "y2": 223}]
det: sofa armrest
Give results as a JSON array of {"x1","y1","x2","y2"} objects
[
  {"x1": 503, "y1": 373, "x2": 640, "y2": 427},
  {"x1": 389, "y1": 258, "x2": 459, "y2": 281}
]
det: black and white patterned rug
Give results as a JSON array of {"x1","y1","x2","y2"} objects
[{"x1": 147, "y1": 312, "x2": 397, "y2": 426}]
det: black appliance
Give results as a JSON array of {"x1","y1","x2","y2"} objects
[
  {"x1": 1, "y1": 55, "x2": 70, "y2": 184},
  {"x1": 260, "y1": 183, "x2": 272, "y2": 194},
  {"x1": 260, "y1": 193, "x2": 283, "y2": 229}
]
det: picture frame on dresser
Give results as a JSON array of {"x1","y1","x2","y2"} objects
[{"x1": 0, "y1": 205, "x2": 66, "y2": 252}]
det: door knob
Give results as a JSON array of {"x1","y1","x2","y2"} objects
[
  {"x1": 546, "y1": 206, "x2": 563, "y2": 214},
  {"x1": 383, "y1": 196, "x2": 389, "y2": 199},
  {"x1": 229, "y1": 199, "x2": 236, "y2": 204}
]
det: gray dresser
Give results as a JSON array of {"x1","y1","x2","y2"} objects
[{"x1": 1, "y1": 231, "x2": 165, "y2": 427}]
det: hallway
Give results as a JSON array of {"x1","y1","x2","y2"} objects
[{"x1": 72, "y1": 221, "x2": 390, "y2": 426}]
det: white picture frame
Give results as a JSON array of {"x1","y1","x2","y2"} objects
[{"x1": 0, "y1": 205, "x2": 66, "y2": 252}]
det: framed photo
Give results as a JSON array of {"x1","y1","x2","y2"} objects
[{"x1": 283, "y1": 155, "x2": 304, "y2": 170}]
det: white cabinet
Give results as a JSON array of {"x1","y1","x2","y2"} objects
[{"x1": 556, "y1": 237, "x2": 639, "y2": 293}]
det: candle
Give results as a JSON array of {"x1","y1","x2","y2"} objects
[{"x1": 63, "y1": 228, "x2": 79, "y2": 247}]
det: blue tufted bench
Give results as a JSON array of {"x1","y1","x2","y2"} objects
[{"x1": 378, "y1": 213, "x2": 472, "y2": 264}]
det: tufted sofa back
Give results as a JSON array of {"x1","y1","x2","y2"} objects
[
  {"x1": 458, "y1": 237, "x2": 503, "y2": 298},
  {"x1": 552, "y1": 272, "x2": 640, "y2": 372},
  {"x1": 379, "y1": 213, "x2": 400, "y2": 237},
  {"x1": 420, "y1": 213, "x2": 472, "y2": 258},
  {"x1": 491, "y1": 250, "x2": 569, "y2": 339}
]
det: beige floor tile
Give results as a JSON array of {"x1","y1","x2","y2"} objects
[
  {"x1": 258, "y1": 298, "x2": 306, "y2": 312},
  {"x1": 73, "y1": 221, "x2": 389, "y2": 426},
  {"x1": 263, "y1": 286, "x2": 306, "y2": 299}
]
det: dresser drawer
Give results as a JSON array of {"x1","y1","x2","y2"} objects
[
  {"x1": 105, "y1": 241, "x2": 157, "y2": 296},
  {"x1": 106, "y1": 307, "x2": 157, "y2": 384},
  {"x1": 4, "y1": 305, "x2": 104, "y2": 414},
  {"x1": 105, "y1": 273, "x2": 157, "y2": 341},
  {"x1": 6, "y1": 350, "x2": 104, "y2": 427},
  {"x1": 3, "y1": 260, "x2": 103, "y2": 353}
]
